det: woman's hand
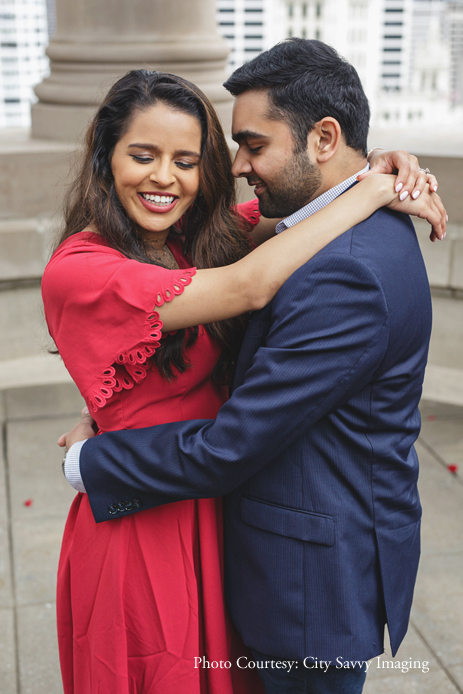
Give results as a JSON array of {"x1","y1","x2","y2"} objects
[
  {"x1": 388, "y1": 183, "x2": 446, "y2": 242},
  {"x1": 362, "y1": 172, "x2": 447, "y2": 242},
  {"x1": 359, "y1": 148, "x2": 439, "y2": 202}
]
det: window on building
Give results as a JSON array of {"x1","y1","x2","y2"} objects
[
  {"x1": 316, "y1": 3, "x2": 322, "y2": 18},
  {"x1": 302, "y1": 3, "x2": 307, "y2": 18},
  {"x1": 288, "y1": 3, "x2": 293, "y2": 18},
  {"x1": 302, "y1": 28, "x2": 307, "y2": 38},
  {"x1": 315, "y1": 28, "x2": 321, "y2": 39},
  {"x1": 288, "y1": 27, "x2": 293, "y2": 37},
  {"x1": 245, "y1": 35, "x2": 263, "y2": 39}
]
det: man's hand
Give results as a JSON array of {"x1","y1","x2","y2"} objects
[
  {"x1": 58, "y1": 407, "x2": 97, "y2": 450},
  {"x1": 360, "y1": 148, "x2": 439, "y2": 202}
]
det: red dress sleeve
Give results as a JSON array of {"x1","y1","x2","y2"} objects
[
  {"x1": 41, "y1": 232, "x2": 196, "y2": 413},
  {"x1": 235, "y1": 199, "x2": 261, "y2": 229}
]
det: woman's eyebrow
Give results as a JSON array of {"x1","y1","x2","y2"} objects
[
  {"x1": 128, "y1": 143, "x2": 200, "y2": 157},
  {"x1": 173, "y1": 149, "x2": 200, "y2": 158},
  {"x1": 128, "y1": 142, "x2": 155, "y2": 149}
]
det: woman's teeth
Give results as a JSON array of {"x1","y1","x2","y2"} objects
[{"x1": 141, "y1": 194, "x2": 175, "y2": 205}]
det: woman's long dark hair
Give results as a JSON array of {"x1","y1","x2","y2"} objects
[{"x1": 56, "y1": 70, "x2": 254, "y2": 383}]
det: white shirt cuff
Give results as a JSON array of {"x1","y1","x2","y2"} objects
[{"x1": 65, "y1": 440, "x2": 88, "y2": 493}]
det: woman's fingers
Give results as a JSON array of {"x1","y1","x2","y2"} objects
[
  {"x1": 427, "y1": 173, "x2": 438, "y2": 193},
  {"x1": 391, "y1": 185, "x2": 447, "y2": 240},
  {"x1": 409, "y1": 169, "x2": 429, "y2": 200},
  {"x1": 393, "y1": 154, "x2": 415, "y2": 195},
  {"x1": 419, "y1": 196, "x2": 446, "y2": 240}
]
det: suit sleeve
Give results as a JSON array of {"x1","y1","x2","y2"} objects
[{"x1": 81, "y1": 253, "x2": 390, "y2": 522}]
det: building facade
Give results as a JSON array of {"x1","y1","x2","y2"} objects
[
  {"x1": 216, "y1": 0, "x2": 463, "y2": 128},
  {"x1": 0, "y1": 0, "x2": 50, "y2": 128}
]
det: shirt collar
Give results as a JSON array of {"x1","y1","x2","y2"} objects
[{"x1": 275, "y1": 162, "x2": 370, "y2": 234}]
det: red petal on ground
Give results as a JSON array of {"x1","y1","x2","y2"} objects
[
  {"x1": 447, "y1": 464, "x2": 458, "y2": 474},
  {"x1": 23, "y1": 499, "x2": 33, "y2": 507}
]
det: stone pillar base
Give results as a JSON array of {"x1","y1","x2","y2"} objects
[{"x1": 31, "y1": 102, "x2": 97, "y2": 142}]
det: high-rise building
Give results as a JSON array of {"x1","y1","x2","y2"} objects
[
  {"x1": 216, "y1": 0, "x2": 268, "y2": 72},
  {"x1": 215, "y1": 0, "x2": 462, "y2": 128},
  {"x1": 0, "y1": 0, "x2": 50, "y2": 128},
  {"x1": 443, "y1": 0, "x2": 463, "y2": 104}
]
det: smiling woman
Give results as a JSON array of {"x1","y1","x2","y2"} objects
[{"x1": 111, "y1": 104, "x2": 202, "y2": 242}]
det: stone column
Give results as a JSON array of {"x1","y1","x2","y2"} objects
[{"x1": 31, "y1": 0, "x2": 232, "y2": 141}]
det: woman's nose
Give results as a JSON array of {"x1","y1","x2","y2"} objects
[{"x1": 149, "y1": 160, "x2": 175, "y2": 187}]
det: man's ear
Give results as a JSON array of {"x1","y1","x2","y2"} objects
[{"x1": 307, "y1": 117, "x2": 342, "y2": 163}]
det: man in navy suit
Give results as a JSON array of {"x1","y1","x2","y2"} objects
[{"x1": 62, "y1": 40, "x2": 439, "y2": 693}]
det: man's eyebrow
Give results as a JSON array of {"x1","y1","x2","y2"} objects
[
  {"x1": 231, "y1": 130, "x2": 267, "y2": 143},
  {"x1": 128, "y1": 143, "x2": 200, "y2": 157}
]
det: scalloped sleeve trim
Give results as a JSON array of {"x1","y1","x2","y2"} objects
[
  {"x1": 85, "y1": 267, "x2": 196, "y2": 412},
  {"x1": 235, "y1": 198, "x2": 261, "y2": 229}
]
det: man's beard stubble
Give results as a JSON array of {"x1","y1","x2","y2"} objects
[{"x1": 254, "y1": 150, "x2": 323, "y2": 219}]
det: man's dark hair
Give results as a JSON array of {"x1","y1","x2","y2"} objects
[{"x1": 224, "y1": 38, "x2": 370, "y2": 156}]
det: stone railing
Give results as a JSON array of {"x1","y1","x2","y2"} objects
[{"x1": 0, "y1": 127, "x2": 462, "y2": 404}]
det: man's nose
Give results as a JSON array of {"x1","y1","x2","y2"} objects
[{"x1": 231, "y1": 149, "x2": 253, "y2": 179}]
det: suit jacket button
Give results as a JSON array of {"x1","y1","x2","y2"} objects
[
  {"x1": 124, "y1": 500, "x2": 133, "y2": 511},
  {"x1": 108, "y1": 504, "x2": 118, "y2": 515},
  {"x1": 117, "y1": 501, "x2": 125, "y2": 512},
  {"x1": 133, "y1": 499, "x2": 141, "y2": 509}
]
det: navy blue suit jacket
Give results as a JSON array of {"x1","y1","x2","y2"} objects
[{"x1": 81, "y1": 207, "x2": 432, "y2": 662}]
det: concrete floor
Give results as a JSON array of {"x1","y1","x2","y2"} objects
[{"x1": 0, "y1": 385, "x2": 462, "y2": 694}]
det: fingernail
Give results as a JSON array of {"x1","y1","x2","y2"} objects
[
  {"x1": 443, "y1": 231, "x2": 446, "y2": 239},
  {"x1": 83, "y1": 406, "x2": 89, "y2": 414},
  {"x1": 395, "y1": 182, "x2": 403, "y2": 193},
  {"x1": 412, "y1": 190, "x2": 420, "y2": 199},
  {"x1": 400, "y1": 191, "x2": 409, "y2": 201},
  {"x1": 433, "y1": 185, "x2": 438, "y2": 192},
  {"x1": 446, "y1": 214, "x2": 449, "y2": 222}
]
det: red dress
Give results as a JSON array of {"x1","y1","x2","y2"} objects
[{"x1": 41, "y1": 202, "x2": 263, "y2": 694}]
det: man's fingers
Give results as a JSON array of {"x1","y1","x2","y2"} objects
[
  {"x1": 57, "y1": 433, "x2": 68, "y2": 447},
  {"x1": 57, "y1": 410, "x2": 96, "y2": 450}
]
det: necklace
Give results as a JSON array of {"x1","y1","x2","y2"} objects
[{"x1": 147, "y1": 244, "x2": 179, "y2": 270}]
